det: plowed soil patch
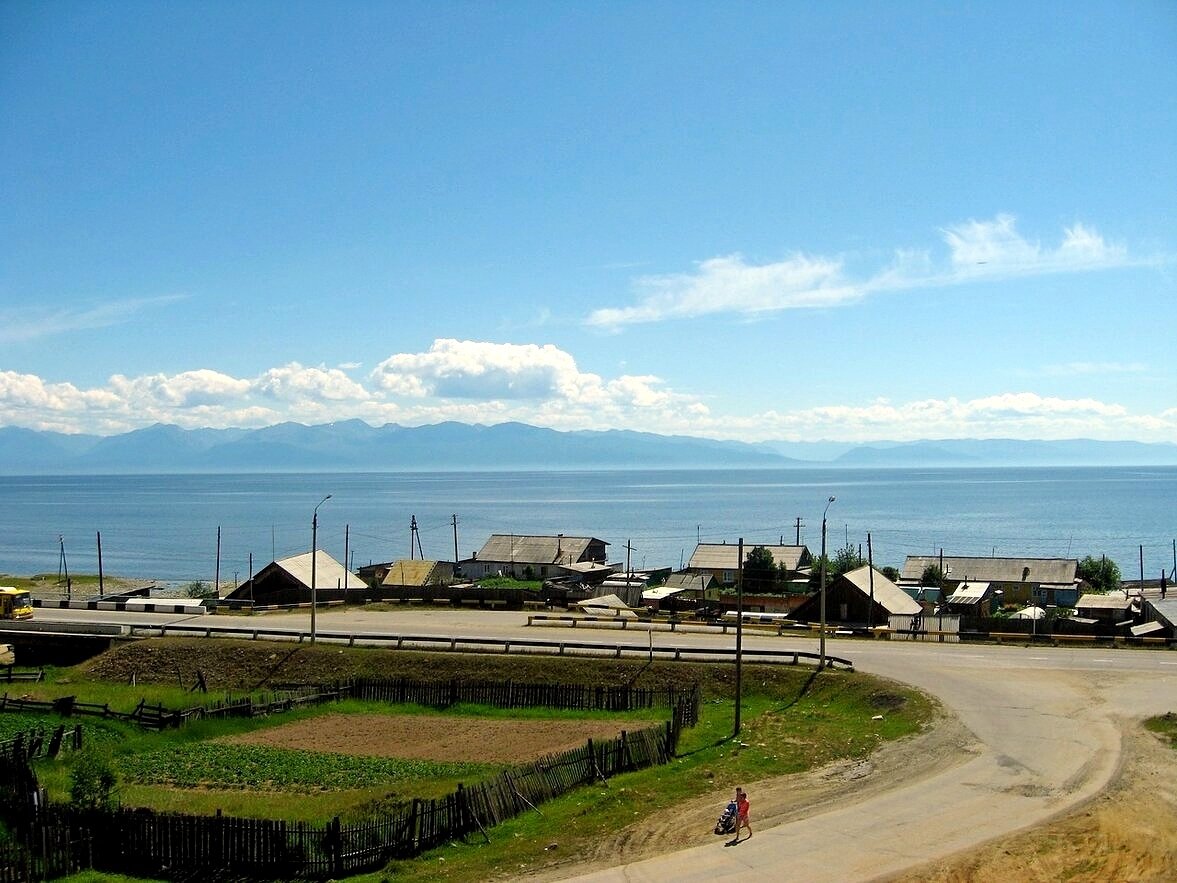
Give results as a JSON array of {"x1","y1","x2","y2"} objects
[{"x1": 224, "y1": 713, "x2": 657, "y2": 764}]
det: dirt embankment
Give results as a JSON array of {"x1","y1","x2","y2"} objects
[{"x1": 892, "y1": 720, "x2": 1177, "y2": 883}]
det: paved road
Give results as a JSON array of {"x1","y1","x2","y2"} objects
[{"x1": 29, "y1": 606, "x2": 1177, "y2": 880}]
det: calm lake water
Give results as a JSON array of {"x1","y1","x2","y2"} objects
[{"x1": 0, "y1": 467, "x2": 1173, "y2": 585}]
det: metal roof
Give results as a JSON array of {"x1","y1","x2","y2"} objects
[
  {"x1": 662, "y1": 572, "x2": 712, "y2": 591},
  {"x1": 688, "y1": 543, "x2": 809, "y2": 572},
  {"x1": 1146, "y1": 598, "x2": 1177, "y2": 627},
  {"x1": 901, "y1": 555, "x2": 1078, "y2": 584},
  {"x1": 838, "y1": 566, "x2": 923, "y2": 615},
  {"x1": 1075, "y1": 593, "x2": 1135, "y2": 611},
  {"x1": 381, "y1": 559, "x2": 447, "y2": 587},
  {"x1": 642, "y1": 586, "x2": 685, "y2": 601},
  {"x1": 474, "y1": 534, "x2": 605, "y2": 565},
  {"x1": 276, "y1": 551, "x2": 361, "y2": 590},
  {"x1": 946, "y1": 581, "x2": 990, "y2": 604}
]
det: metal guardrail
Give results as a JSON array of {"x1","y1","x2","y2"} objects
[{"x1": 131, "y1": 622, "x2": 854, "y2": 669}]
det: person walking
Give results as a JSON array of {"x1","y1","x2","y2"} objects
[{"x1": 727, "y1": 787, "x2": 751, "y2": 844}]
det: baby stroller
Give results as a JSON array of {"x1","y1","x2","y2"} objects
[{"x1": 714, "y1": 799, "x2": 738, "y2": 836}]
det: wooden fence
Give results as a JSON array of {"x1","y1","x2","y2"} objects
[
  {"x1": 2, "y1": 719, "x2": 681, "y2": 880},
  {"x1": 0, "y1": 676, "x2": 700, "y2": 880}
]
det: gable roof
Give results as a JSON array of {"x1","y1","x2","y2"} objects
[
  {"x1": 275, "y1": 551, "x2": 360, "y2": 590},
  {"x1": 381, "y1": 559, "x2": 448, "y2": 587},
  {"x1": 1074, "y1": 593, "x2": 1135, "y2": 611},
  {"x1": 473, "y1": 534, "x2": 606, "y2": 565},
  {"x1": 688, "y1": 543, "x2": 810, "y2": 572},
  {"x1": 837, "y1": 565, "x2": 923, "y2": 615},
  {"x1": 662, "y1": 572, "x2": 713, "y2": 592},
  {"x1": 946, "y1": 581, "x2": 991, "y2": 604},
  {"x1": 900, "y1": 556, "x2": 1078, "y2": 585}
]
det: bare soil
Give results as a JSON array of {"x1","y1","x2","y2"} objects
[{"x1": 224, "y1": 712, "x2": 656, "y2": 764}]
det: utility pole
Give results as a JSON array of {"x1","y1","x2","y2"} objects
[
  {"x1": 96, "y1": 531, "x2": 104, "y2": 597},
  {"x1": 58, "y1": 535, "x2": 71, "y2": 600},
  {"x1": 867, "y1": 532, "x2": 875, "y2": 630},
  {"x1": 820, "y1": 497, "x2": 835, "y2": 669},
  {"x1": 410, "y1": 516, "x2": 418, "y2": 560},
  {"x1": 248, "y1": 552, "x2": 253, "y2": 603},
  {"x1": 1140, "y1": 545, "x2": 1145, "y2": 589},
  {"x1": 215, "y1": 526, "x2": 221, "y2": 599},
  {"x1": 625, "y1": 540, "x2": 635, "y2": 579},
  {"x1": 795, "y1": 516, "x2": 803, "y2": 546},
  {"x1": 343, "y1": 525, "x2": 350, "y2": 590},
  {"x1": 311, "y1": 495, "x2": 332, "y2": 645},
  {"x1": 452, "y1": 514, "x2": 459, "y2": 569},
  {"x1": 734, "y1": 537, "x2": 744, "y2": 737}
]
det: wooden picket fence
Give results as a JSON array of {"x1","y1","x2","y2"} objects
[
  {"x1": 1, "y1": 717, "x2": 683, "y2": 880},
  {"x1": 0, "y1": 676, "x2": 700, "y2": 879}
]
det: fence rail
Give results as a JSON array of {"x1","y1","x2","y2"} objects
[{"x1": 134, "y1": 622, "x2": 855, "y2": 670}]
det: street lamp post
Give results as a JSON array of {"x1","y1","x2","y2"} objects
[
  {"x1": 820, "y1": 496, "x2": 836, "y2": 669},
  {"x1": 311, "y1": 494, "x2": 332, "y2": 644}
]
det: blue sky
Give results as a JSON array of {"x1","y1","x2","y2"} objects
[{"x1": 2, "y1": 1, "x2": 1174, "y2": 442}]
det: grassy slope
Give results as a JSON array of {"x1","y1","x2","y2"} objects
[{"x1": 34, "y1": 638, "x2": 938, "y2": 881}]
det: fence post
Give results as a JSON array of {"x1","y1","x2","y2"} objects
[{"x1": 329, "y1": 815, "x2": 343, "y2": 876}]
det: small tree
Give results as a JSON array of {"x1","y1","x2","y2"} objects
[
  {"x1": 1077, "y1": 555, "x2": 1122, "y2": 593},
  {"x1": 881, "y1": 565, "x2": 901, "y2": 582},
  {"x1": 184, "y1": 580, "x2": 212, "y2": 599},
  {"x1": 742, "y1": 546, "x2": 777, "y2": 593},
  {"x1": 808, "y1": 544, "x2": 867, "y2": 588},
  {"x1": 920, "y1": 564, "x2": 946, "y2": 603},
  {"x1": 69, "y1": 751, "x2": 117, "y2": 809}
]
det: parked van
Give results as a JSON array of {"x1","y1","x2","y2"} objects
[{"x1": 0, "y1": 588, "x2": 33, "y2": 620}]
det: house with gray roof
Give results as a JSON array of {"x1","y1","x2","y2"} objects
[
  {"x1": 899, "y1": 555, "x2": 1081, "y2": 607},
  {"x1": 686, "y1": 543, "x2": 811, "y2": 587},
  {"x1": 462, "y1": 534, "x2": 609, "y2": 580}
]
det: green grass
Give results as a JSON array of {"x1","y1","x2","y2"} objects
[{"x1": 1145, "y1": 712, "x2": 1177, "y2": 749}]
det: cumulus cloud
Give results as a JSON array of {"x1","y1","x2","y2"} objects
[
  {"x1": 587, "y1": 215, "x2": 1142, "y2": 327},
  {"x1": 256, "y1": 363, "x2": 368, "y2": 401}
]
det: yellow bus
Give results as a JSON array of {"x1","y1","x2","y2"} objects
[{"x1": 0, "y1": 588, "x2": 33, "y2": 620}]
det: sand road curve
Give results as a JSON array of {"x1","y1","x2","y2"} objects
[{"x1": 560, "y1": 642, "x2": 1177, "y2": 882}]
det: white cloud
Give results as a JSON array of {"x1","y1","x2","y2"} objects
[
  {"x1": 373, "y1": 339, "x2": 593, "y2": 401},
  {"x1": 588, "y1": 215, "x2": 1143, "y2": 327},
  {"x1": 0, "y1": 295, "x2": 186, "y2": 343},
  {"x1": 589, "y1": 253, "x2": 858, "y2": 327},
  {"x1": 256, "y1": 363, "x2": 368, "y2": 401}
]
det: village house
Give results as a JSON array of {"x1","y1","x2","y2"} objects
[
  {"x1": 461, "y1": 534, "x2": 610, "y2": 581},
  {"x1": 1072, "y1": 592, "x2": 1139, "y2": 624},
  {"x1": 641, "y1": 571, "x2": 719, "y2": 613},
  {"x1": 942, "y1": 581, "x2": 997, "y2": 616},
  {"x1": 686, "y1": 543, "x2": 811, "y2": 587},
  {"x1": 1135, "y1": 598, "x2": 1177, "y2": 639},
  {"x1": 899, "y1": 555, "x2": 1082, "y2": 607},
  {"x1": 791, "y1": 565, "x2": 921, "y2": 626},
  {"x1": 227, "y1": 550, "x2": 363, "y2": 606},
  {"x1": 379, "y1": 559, "x2": 455, "y2": 592}
]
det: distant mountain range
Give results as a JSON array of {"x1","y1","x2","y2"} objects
[{"x1": 1, "y1": 421, "x2": 1175, "y2": 474}]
